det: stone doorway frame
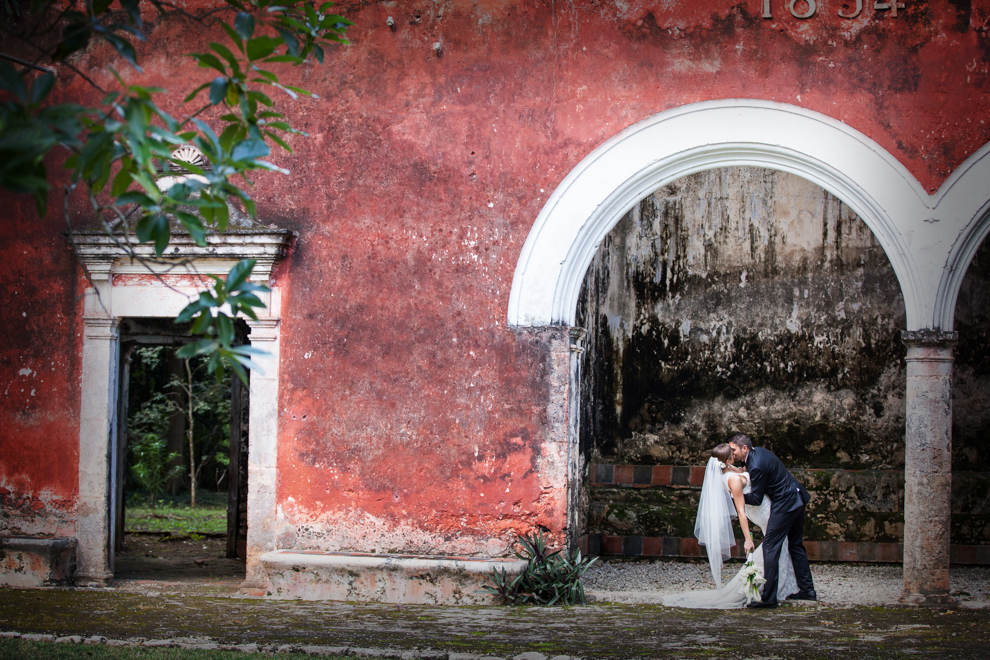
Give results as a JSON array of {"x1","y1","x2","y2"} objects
[
  {"x1": 508, "y1": 99, "x2": 990, "y2": 604},
  {"x1": 71, "y1": 230, "x2": 292, "y2": 588}
]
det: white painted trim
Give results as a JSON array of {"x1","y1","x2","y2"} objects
[
  {"x1": 507, "y1": 99, "x2": 990, "y2": 332},
  {"x1": 72, "y1": 230, "x2": 291, "y2": 585}
]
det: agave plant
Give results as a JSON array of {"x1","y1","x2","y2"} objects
[{"x1": 481, "y1": 530, "x2": 597, "y2": 606}]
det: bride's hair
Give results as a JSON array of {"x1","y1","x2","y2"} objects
[{"x1": 711, "y1": 443, "x2": 733, "y2": 465}]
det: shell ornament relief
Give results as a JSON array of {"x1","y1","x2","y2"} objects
[{"x1": 169, "y1": 144, "x2": 210, "y2": 172}]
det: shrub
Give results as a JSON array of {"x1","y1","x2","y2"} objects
[
  {"x1": 130, "y1": 433, "x2": 183, "y2": 508},
  {"x1": 482, "y1": 531, "x2": 597, "y2": 606}
]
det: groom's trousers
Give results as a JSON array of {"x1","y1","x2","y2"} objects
[{"x1": 760, "y1": 504, "x2": 815, "y2": 604}]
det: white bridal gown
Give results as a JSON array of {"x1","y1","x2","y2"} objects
[{"x1": 662, "y1": 471, "x2": 799, "y2": 609}]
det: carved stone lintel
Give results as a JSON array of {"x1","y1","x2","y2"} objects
[{"x1": 69, "y1": 229, "x2": 295, "y2": 281}]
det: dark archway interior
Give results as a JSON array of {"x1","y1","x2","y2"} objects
[{"x1": 576, "y1": 167, "x2": 990, "y2": 548}]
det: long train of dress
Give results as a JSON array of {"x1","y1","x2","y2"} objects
[{"x1": 662, "y1": 475, "x2": 798, "y2": 609}]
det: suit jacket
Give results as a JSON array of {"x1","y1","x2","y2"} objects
[{"x1": 743, "y1": 447, "x2": 810, "y2": 513}]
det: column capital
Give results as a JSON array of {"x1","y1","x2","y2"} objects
[
  {"x1": 83, "y1": 258, "x2": 116, "y2": 282},
  {"x1": 82, "y1": 316, "x2": 120, "y2": 340},
  {"x1": 901, "y1": 329, "x2": 958, "y2": 349},
  {"x1": 246, "y1": 318, "x2": 280, "y2": 342}
]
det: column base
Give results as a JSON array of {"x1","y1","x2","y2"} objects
[
  {"x1": 74, "y1": 572, "x2": 113, "y2": 588},
  {"x1": 900, "y1": 592, "x2": 958, "y2": 608}
]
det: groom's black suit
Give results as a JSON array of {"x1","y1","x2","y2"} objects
[{"x1": 743, "y1": 447, "x2": 815, "y2": 604}]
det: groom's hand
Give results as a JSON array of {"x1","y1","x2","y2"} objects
[{"x1": 745, "y1": 539, "x2": 755, "y2": 554}]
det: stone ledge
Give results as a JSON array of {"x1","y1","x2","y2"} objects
[
  {"x1": 579, "y1": 534, "x2": 990, "y2": 565},
  {"x1": 261, "y1": 551, "x2": 528, "y2": 605},
  {"x1": 0, "y1": 536, "x2": 77, "y2": 587}
]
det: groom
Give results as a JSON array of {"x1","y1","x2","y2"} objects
[{"x1": 728, "y1": 433, "x2": 817, "y2": 608}]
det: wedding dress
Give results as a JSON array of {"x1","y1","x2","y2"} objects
[{"x1": 662, "y1": 469, "x2": 799, "y2": 609}]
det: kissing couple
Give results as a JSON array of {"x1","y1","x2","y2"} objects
[{"x1": 663, "y1": 433, "x2": 818, "y2": 609}]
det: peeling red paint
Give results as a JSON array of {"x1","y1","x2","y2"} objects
[{"x1": 0, "y1": 192, "x2": 81, "y2": 536}]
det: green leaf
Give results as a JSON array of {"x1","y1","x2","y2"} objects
[
  {"x1": 193, "y1": 52, "x2": 227, "y2": 74},
  {"x1": 225, "y1": 259, "x2": 256, "y2": 290},
  {"x1": 264, "y1": 130, "x2": 293, "y2": 153},
  {"x1": 116, "y1": 191, "x2": 155, "y2": 207},
  {"x1": 274, "y1": 28, "x2": 300, "y2": 57},
  {"x1": 246, "y1": 36, "x2": 276, "y2": 61},
  {"x1": 263, "y1": 54, "x2": 302, "y2": 64},
  {"x1": 209, "y1": 77, "x2": 229, "y2": 105},
  {"x1": 209, "y1": 42, "x2": 240, "y2": 67},
  {"x1": 183, "y1": 82, "x2": 211, "y2": 103},
  {"x1": 135, "y1": 213, "x2": 171, "y2": 255},
  {"x1": 110, "y1": 166, "x2": 134, "y2": 197},
  {"x1": 176, "y1": 338, "x2": 217, "y2": 358},
  {"x1": 216, "y1": 312, "x2": 234, "y2": 346},
  {"x1": 231, "y1": 138, "x2": 269, "y2": 161},
  {"x1": 247, "y1": 90, "x2": 273, "y2": 106},
  {"x1": 218, "y1": 123, "x2": 243, "y2": 151},
  {"x1": 0, "y1": 61, "x2": 28, "y2": 101},
  {"x1": 214, "y1": 199, "x2": 229, "y2": 231},
  {"x1": 234, "y1": 12, "x2": 256, "y2": 40},
  {"x1": 221, "y1": 21, "x2": 245, "y2": 53},
  {"x1": 28, "y1": 73, "x2": 56, "y2": 105},
  {"x1": 174, "y1": 211, "x2": 207, "y2": 246}
]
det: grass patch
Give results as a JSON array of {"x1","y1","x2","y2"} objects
[
  {"x1": 0, "y1": 638, "x2": 348, "y2": 659},
  {"x1": 125, "y1": 492, "x2": 226, "y2": 537}
]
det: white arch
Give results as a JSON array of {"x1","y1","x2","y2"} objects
[
  {"x1": 508, "y1": 99, "x2": 987, "y2": 331},
  {"x1": 930, "y1": 143, "x2": 990, "y2": 331}
]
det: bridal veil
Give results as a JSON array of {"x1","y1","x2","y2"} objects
[{"x1": 694, "y1": 457, "x2": 737, "y2": 587}]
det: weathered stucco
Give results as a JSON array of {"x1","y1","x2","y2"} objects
[
  {"x1": 1, "y1": 0, "x2": 990, "y2": 579},
  {"x1": 578, "y1": 168, "x2": 990, "y2": 550},
  {"x1": 578, "y1": 167, "x2": 990, "y2": 473}
]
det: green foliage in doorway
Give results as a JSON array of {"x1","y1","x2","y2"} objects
[
  {"x1": 130, "y1": 433, "x2": 183, "y2": 508},
  {"x1": 127, "y1": 347, "x2": 233, "y2": 506}
]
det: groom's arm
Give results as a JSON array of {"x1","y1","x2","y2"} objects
[{"x1": 744, "y1": 464, "x2": 766, "y2": 506}]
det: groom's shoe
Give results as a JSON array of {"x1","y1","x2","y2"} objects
[
  {"x1": 786, "y1": 590, "x2": 818, "y2": 601},
  {"x1": 746, "y1": 601, "x2": 778, "y2": 609}
]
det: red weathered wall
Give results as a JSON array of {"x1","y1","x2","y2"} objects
[
  {"x1": 2, "y1": 0, "x2": 988, "y2": 553},
  {"x1": 0, "y1": 193, "x2": 81, "y2": 537}
]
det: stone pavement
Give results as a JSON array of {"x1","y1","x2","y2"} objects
[{"x1": 2, "y1": 587, "x2": 990, "y2": 659}]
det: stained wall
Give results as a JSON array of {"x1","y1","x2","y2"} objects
[
  {"x1": 1, "y1": 0, "x2": 989, "y2": 557},
  {"x1": 578, "y1": 167, "x2": 990, "y2": 545}
]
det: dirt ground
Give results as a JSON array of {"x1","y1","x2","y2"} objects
[{"x1": 112, "y1": 533, "x2": 245, "y2": 594}]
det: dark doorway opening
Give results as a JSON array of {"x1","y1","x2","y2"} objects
[{"x1": 110, "y1": 317, "x2": 249, "y2": 585}]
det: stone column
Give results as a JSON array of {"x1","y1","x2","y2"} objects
[
  {"x1": 241, "y1": 317, "x2": 281, "y2": 590},
  {"x1": 512, "y1": 326, "x2": 573, "y2": 549},
  {"x1": 75, "y1": 259, "x2": 118, "y2": 585},
  {"x1": 901, "y1": 329, "x2": 957, "y2": 606},
  {"x1": 567, "y1": 328, "x2": 587, "y2": 550}
]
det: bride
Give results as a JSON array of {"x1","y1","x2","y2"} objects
[{"x1": 662, "y1": 443, "x2": 798, "y2": 608}]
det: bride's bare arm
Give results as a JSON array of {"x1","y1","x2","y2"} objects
[{"x1": 726, "y1": 474, "x2": 755, "y2": 554}]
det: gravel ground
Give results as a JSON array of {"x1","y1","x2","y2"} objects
[{"x1": 583, "y1": 559, "x2": 990, "y2": 606}]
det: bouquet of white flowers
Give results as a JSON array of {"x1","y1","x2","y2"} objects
[{"x1": 741, "y1": 553, "x2": 766, "y2": 605}]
